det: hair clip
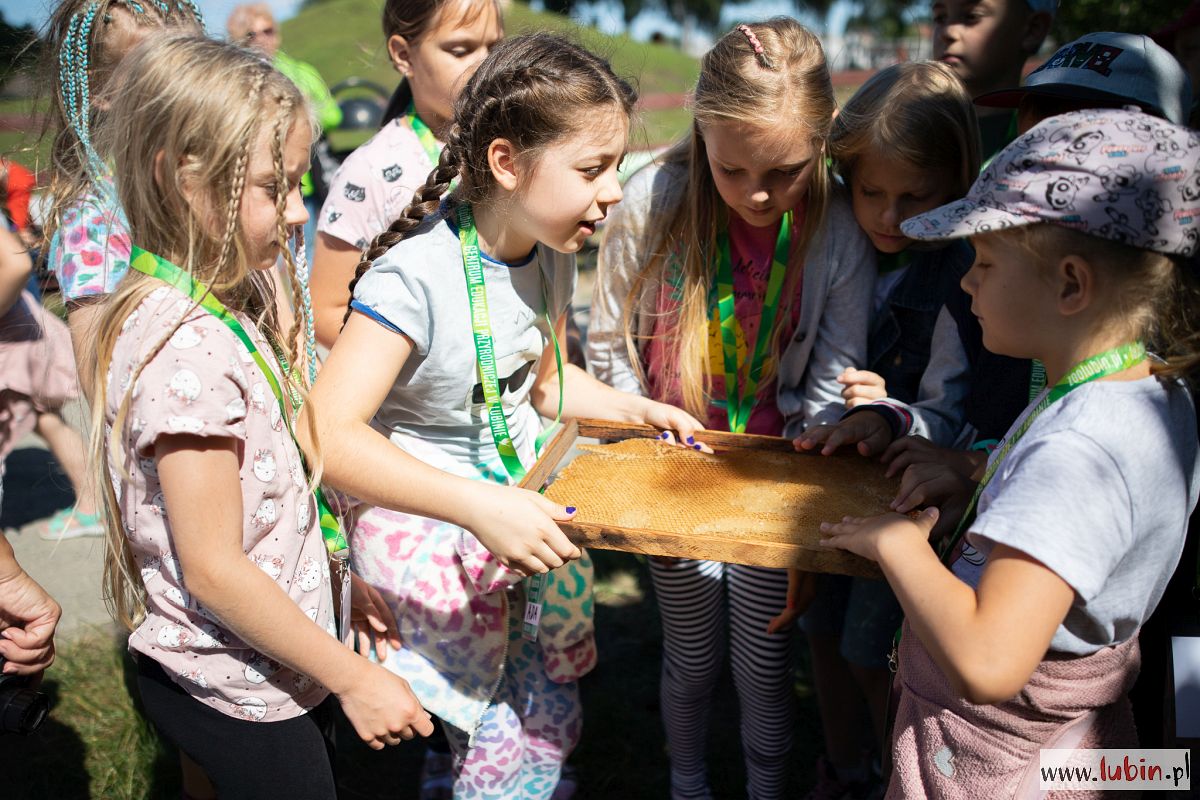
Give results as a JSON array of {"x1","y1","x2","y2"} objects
[{"x1": 736, "y1": 24, "x2": 773, "y2": 68}]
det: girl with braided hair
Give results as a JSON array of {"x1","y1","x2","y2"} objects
[
  {"x1": 311, "y1": 0, "x2": 503, "y2": 349},
  {"x1": 86, "y1": 36, "x2": 433, "y2": 799},
  {"x1": 587, "y1": 18, "x2": 874, "y2": 799},
  {"x1": 304, "y1": 33, "x2": 705, "y2": 799},
  {"x1": 41, "y1": 0, "x2": 202, "y2": 351}
]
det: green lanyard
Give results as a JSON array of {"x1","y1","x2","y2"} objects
[
  {"x1": 715, "y1": 210, "x2": 792, "y2": 433},
  {"x1": 128, "y1": 247, "x2": 350, "y2": 561},
  {"x1": 939, "y1": 341, "x2": 1147, "y2": 564},
  {"x1": 455, "y1": 204, "x2": 565, "y2": 642},
  {"x1": 405, "y1": 103, "x2": 442, "y2": 166}
]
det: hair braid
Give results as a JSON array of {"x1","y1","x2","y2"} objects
[
  {"x1": 270, "y1": 95, "x2": 304, "y2": 381},
  {"x1": 215, "y1": 68, "x2": 266, "y2": 278},
  {"x1": 340, "y1": 136, "x2": 462, "y2": 328}
]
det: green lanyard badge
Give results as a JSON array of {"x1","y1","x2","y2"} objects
[
  {"x1": 455, "y1": 203, "x2": 564, "y2": 641},
  {"x1": 715, "y1": 211, "x2": 792, "y2": 434},
  {"x1": 128, "y1": 247, "x2": 350, "y2": 561},
  {"x1": 405, "y1": 103, "x2": 442, "y2": 167}
]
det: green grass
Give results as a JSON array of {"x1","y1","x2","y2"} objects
[
  {"x1": 282, "y1": 0, "x2": 700, "y2": 149},
  {"x1": 0, "y1": 553, "x2": 823, "y2": 798}
]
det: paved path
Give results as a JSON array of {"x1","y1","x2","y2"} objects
[{"x1": 4, "y1": 398, "x2": 117, "y2": 639}]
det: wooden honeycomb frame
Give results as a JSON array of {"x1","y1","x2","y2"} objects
[{"x1": 522, "y1": 419, "x2": 896, "y2": 578}]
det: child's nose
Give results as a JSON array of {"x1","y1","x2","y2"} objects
[
  {"x1": 960, "y1": 264, "x2": 979, "y2": 295},
  {"x1": 287, "y1": 186, "x2": 309, "y2": 228}
]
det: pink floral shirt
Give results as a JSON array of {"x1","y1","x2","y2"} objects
[
  {"x1": 106, "y1": 286, "x2": 335, "y2": 722},
  {"x1": 47, "y1": 177, "x2": 132, "y2": 300}
]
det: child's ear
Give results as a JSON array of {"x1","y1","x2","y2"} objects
[
  {"x1": 1055, "y1": 254, "x2": 1093, "y2": 317},
  {"x1": 487, "y1": 138, "x2": 520, "y2": 192},
  {"x1": 387, "y1": 34, "x2": 411, "y2": 76},
  {"x1": 1020, "y1": 11, "x2": 1052, "y2": 55}
]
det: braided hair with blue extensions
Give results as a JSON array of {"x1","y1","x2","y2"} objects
[{"x1": 41, "y1": 0, "x2": 204, "y2": 245}]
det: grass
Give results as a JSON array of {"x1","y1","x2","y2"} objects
[
  {"x1": 0, "y1": 551, "x2": 824, "y2": 798},
  {"x1": 282, "y1": 0, "x2": 700, "y2": 149}
]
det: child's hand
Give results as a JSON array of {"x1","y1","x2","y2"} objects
[
  {"x1": 765, "y1": 568, "x2": 817, "y2": 634},
  {"x1": 793, "y1": 411, "x2": 892, "y2": 457},
  {"x1": 882, "y1": 435, "x2": 986, "y2": 479},
  {"x1": 640, "y1": 400, "x2": 712, "y2": 453},
  {"x1": 891, "y1": 462, "x2": 976, "y2": 516},
  {"x1": 819, "y1": 507, "x2": 939, "y2": 563},
  {"x1": 837, "y1": 368, "x2": 887, "y2": 408},
  {"x1": 335, "y1": 661, "x2": 434, "y2": 749},
  {"x1": 348, "y1": 574, "x2": 401, "y2": 661},
  {"x1": 463, "y1": 485, "x2": 581, "y2": 576}
]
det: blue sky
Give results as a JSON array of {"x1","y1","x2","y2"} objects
[{"x1": 1, "y1": 0, "x2": 860, "y2": 41}]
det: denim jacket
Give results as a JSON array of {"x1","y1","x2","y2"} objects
[{"x1": 867, "y1": 246, "x2": 970, "y2": 405}]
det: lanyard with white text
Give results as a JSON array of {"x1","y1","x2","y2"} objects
[
  {"x1": 715, "y1": 210, "x2": 791, "y2": 433},
  {"x1": 939, "y1": 341, "x2": 1147, "y2": 564},
  {"x1": 128, "y1": 247, "x2": 350, "y2": 563},
  {"x1": 456, "y1": 203, "x2": 564, "y2": 641}
]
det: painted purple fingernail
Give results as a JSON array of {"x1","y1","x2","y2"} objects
[
  {"x1": 686, "y1": 436, "x2": 695, "y2": 445},
  {"x1": 565, "y1": 506, "x2": 577, "y2": 514},
  {"x1": 693, "y1": 443, "x2": 702, "y2": 450},
  {"x1": 659, "y1": 432, "x2": 669, "y2": 440}
]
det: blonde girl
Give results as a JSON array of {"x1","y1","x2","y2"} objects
[
  {"x1": 793, "y1": 60, "x2": 980, "y2": 797},
  {"x1": 88, "y1": 36, "x2": 432, "y2": 799},
  {"x1": 306, "y1": 33, "x2": 704, "y2": 798},
  {"x1": 310, "y1": 0, "x2": 503, "y2": 346},
  {"x1": 820, "y1": 109, "x2": 1200, "y2": 796},
  {"x1": 587, "y1": 18, "x2": 874, "y2": 799}
]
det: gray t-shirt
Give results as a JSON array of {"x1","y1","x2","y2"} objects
[
  {"x1": 951, "y1": 376, "x2": 1199, "y2": 655},
  {"x1": 351, "y1": 206, "x2": 575, "y2": 478}
]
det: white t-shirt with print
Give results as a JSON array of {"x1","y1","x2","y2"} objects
[{"x1": 951, "y1": 376, "x2": 1198, "y2": 655}]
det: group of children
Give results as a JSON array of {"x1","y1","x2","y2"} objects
[{"x1": 4, "y1": 0, "x2": 1198, "y2": 798}]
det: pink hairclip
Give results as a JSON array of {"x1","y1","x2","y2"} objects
[{"x1": 737, "y1": 24, "x2": 765, "y2": 57}]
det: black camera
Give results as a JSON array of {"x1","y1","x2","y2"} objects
[{"x1": 0, "y1": 656, "x2": 49, "y2": 735}]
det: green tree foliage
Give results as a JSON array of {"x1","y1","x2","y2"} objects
[
  {"x1": 0, "y1": 11, "x2": 38, "y2": 78},
  {"x1": 1051, "y1": 0, "x2": 1177, "y2": 43}
]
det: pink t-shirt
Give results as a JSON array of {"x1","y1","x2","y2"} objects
[
  {"x1": 317, "y1": 117, "x2": 436, "y2": 250},
  {"x1": 106, "y1": 286, "x2": 335, "y2": 723},
  {"x1": 647, "y1": 210, "x2": 804, "y2": 435}
]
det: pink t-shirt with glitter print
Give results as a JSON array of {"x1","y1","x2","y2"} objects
[{"x1": 105, "y1": 285, "x2": 335, "y2": 723}]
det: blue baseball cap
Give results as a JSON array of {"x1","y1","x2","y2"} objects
[{"x1": 975, "y1": 32, "x2": 1192, "y2": 126}]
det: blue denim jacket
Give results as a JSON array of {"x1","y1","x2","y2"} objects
[{"x1": 867, "y1": 245, "x2": 971, "y2": 405}]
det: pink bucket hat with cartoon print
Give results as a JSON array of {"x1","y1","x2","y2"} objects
[{"x1": 900, "y1": 109, "x2": 1200, "y2": 257}]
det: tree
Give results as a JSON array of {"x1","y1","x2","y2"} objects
[
  {"x1": 0, "y1": 11, "x2": 38, "y2": 79},
  {"x1": 1052, "y1": 1, "x2": 1176, "y2": 43}
]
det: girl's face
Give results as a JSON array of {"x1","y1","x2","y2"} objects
[
  {"x1": 508, "y1": 108, "x2": 628, "y2": 254},
  {"x1": 850, "y1": 149, "x2": 953, "y2": 254},
  {"x1": 240, "y1": 119, "x2": 311, "y2": 270},
  {"x1": 960, "y1": 232, "x2": 1054, "y2": 358},
  {"x1": 391, "y1": 2, "x2": 503, "y2": 133},
  {"x1": 702, "y1": 120, "x2": 819, "y2": 228},
  {"x1": 931, "y1": 0, "x2": 1033, "y2": 95}
]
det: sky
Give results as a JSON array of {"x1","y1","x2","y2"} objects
[
  {"x1": 0, "y1": 0, "x2": 304, "y2": 35},
  {"x1": 0, "y1": 0, "x2": 859, "y2": 42}
]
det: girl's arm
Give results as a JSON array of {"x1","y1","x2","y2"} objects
[
  {"x1": 820, "y1": 509, "x2": 1074, "y2": 704},
  {"x1": 532, "y1": 313, "x2": 705, "y2": 441},
  {"x1": 310, "y1": 233, "x2": 362, "y2": 349},
  {"x1": 155, "y1": 433, "x2": 433, "y2": 748},
  {"x1": 300, "y1": 312, "x2": 581, "y2": 574}
]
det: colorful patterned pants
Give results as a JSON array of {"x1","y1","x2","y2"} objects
[{"x1": 443, "y1": 600, "x2": 582, "y2": 800}]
